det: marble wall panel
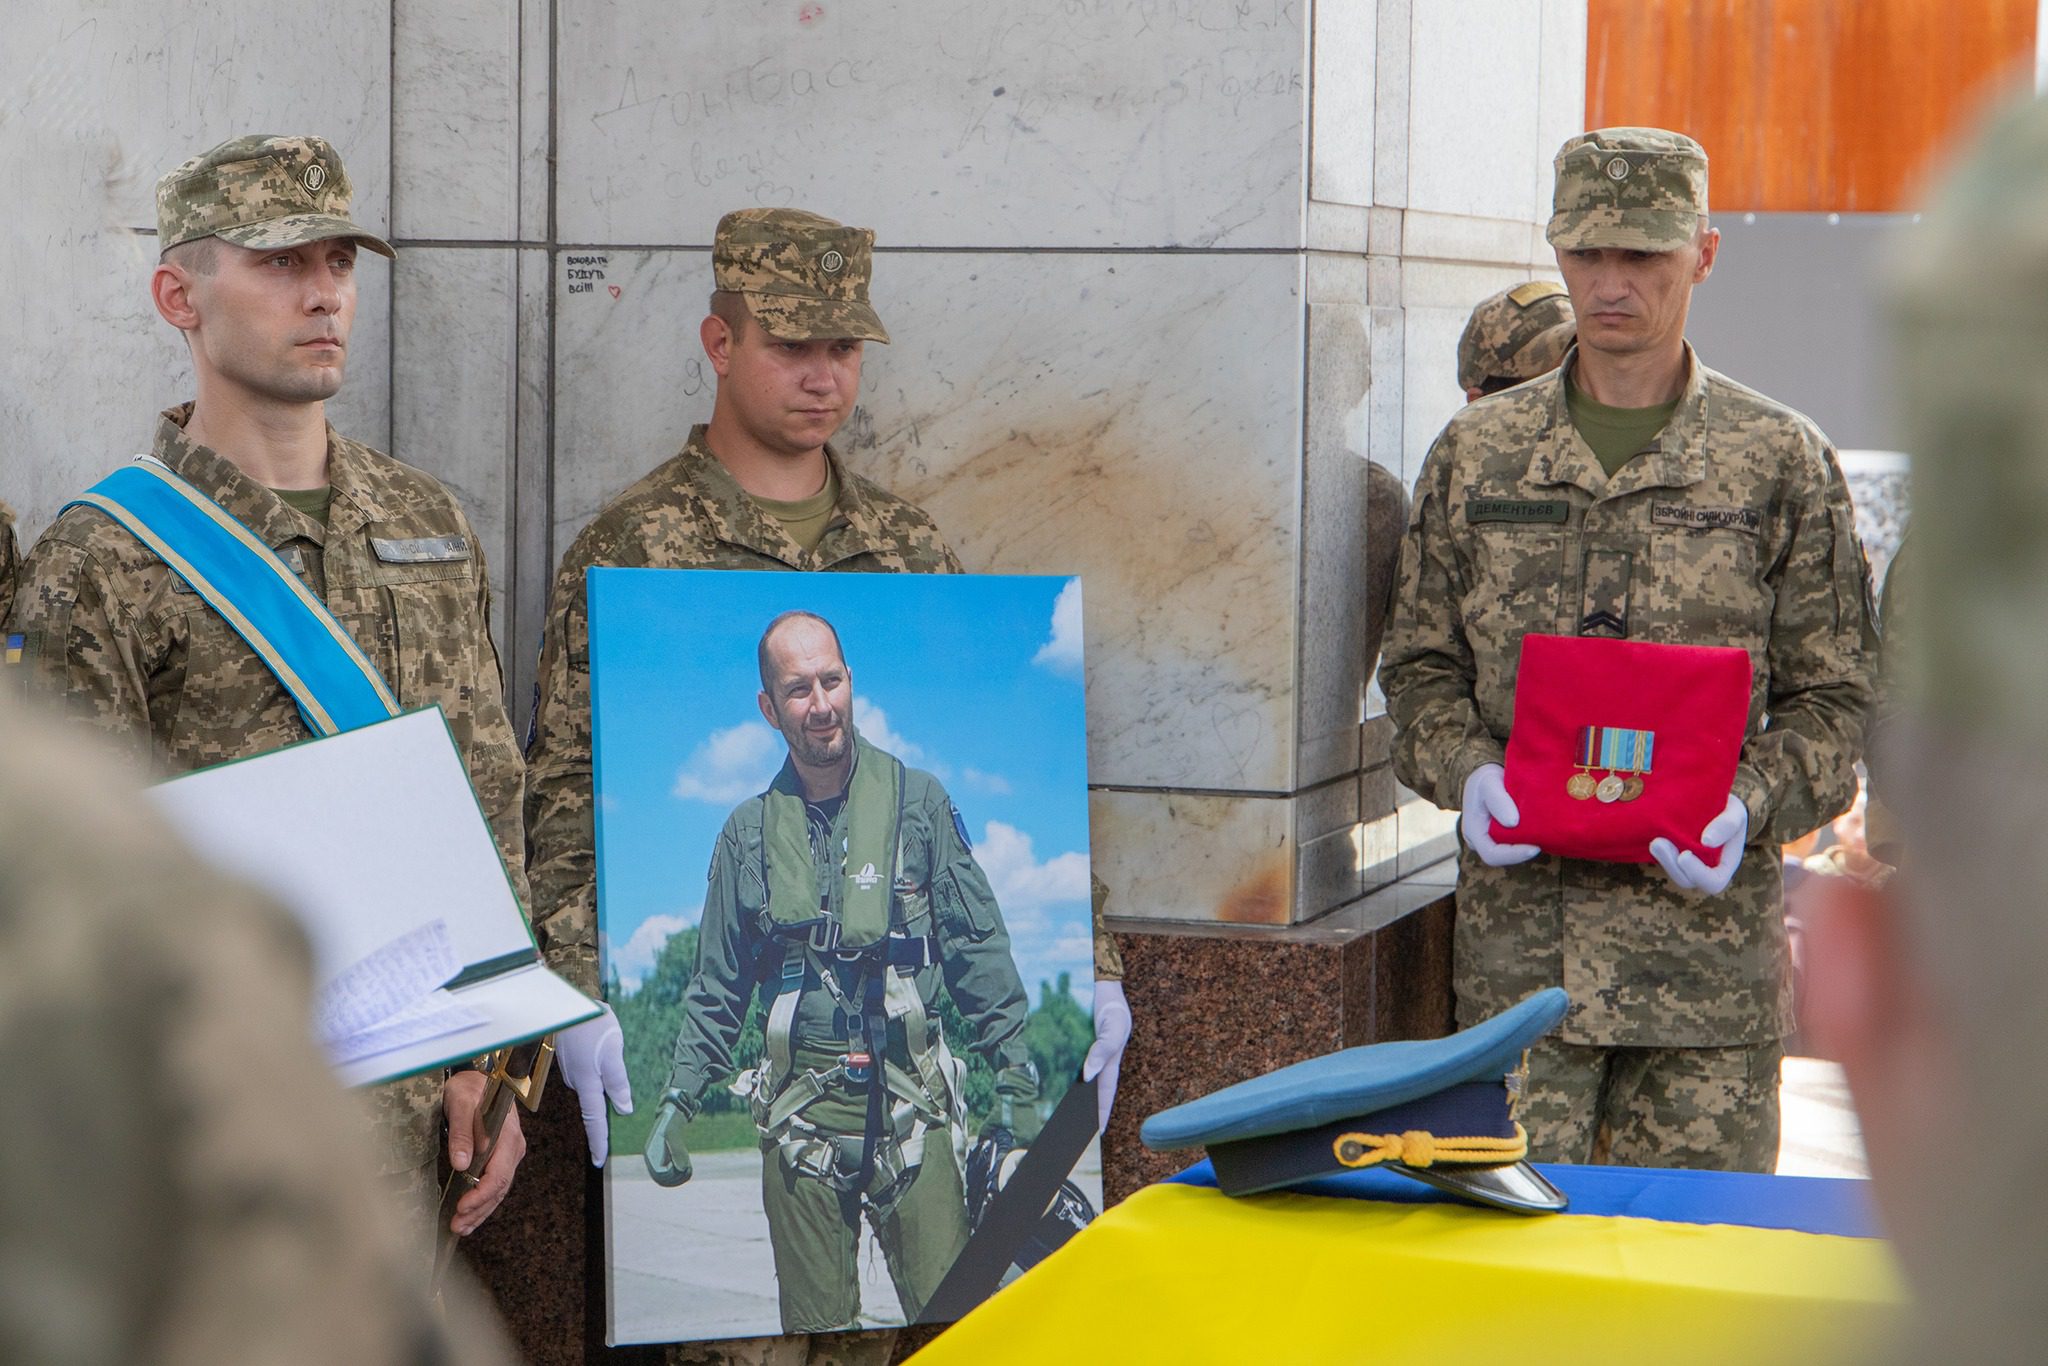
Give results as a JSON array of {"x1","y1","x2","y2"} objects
[
  {"x1": 0, "y1": 0, "x2": 391, "y2": 538},
  {"x1": 1404, "y1": 0, "x2": 1545, "y2": 226},
  {"x1": 1395, "y1": 786, "x2": 1459, "y2": 878},
  {"x1": 392, "y1": 248, "x2": 519, "y2": 664},
  {"x1": 1309, "y1": 200, "x2": 1370, "y2": 255},
  {"x1": 509, "y1": 248, "x2": 553, "y2": 726},
  {"x1": 1299, "y1": 270, "x2": 1372, "y2": 789},
  {"x1": 1091, "y1": 788, "x2": 1294, "y2": 924},
  {"x1": 1399, "y1": 260, "x2": 1550, "y2": 476},
  {"x1": 518, "y1": 0, "x2": 551, "y2": 240},
  {"x1": 393, "y1": 0, "x2": 521, "y2": 240},
  {"x1": 1358, "y1": 804, "x2": 1402, "y2": 890},
  {"x1": 1295, "y1": 771, "x2": 1364, "y2": 921},
  {"x1": 1403, "y1": 209, "x2": 1549, "y2": 268},
  {"x1": 552, "y1": 0, "x2": 1307, "y2": 249},
  {"x1": 1311, "y1": 0, "x2": 1376, "y2": 208},
  {"x1": 1298, "y1": 824, "x2": 1363, "y2": 919},
  {"x1": 547, "y1": 249, "x2": 710, "y2": 546},
  {"x1": 553, "y1": 248, "x2": 1308, "y2": 793},
  {"x1": 1372, "y1": 0, "x2": 1413, "y2": 207},
  {"x1": 1538, "y1": 0, "x2": 1590, "y2": 207}
]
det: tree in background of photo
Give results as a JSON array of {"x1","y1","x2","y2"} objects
[{"x1": 607, "y1": 931, "x2": 1089, "y2": 1157}]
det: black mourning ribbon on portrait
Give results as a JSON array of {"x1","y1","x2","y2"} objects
[{"x1": 917, "y1": 1072, "x2": 1099, "y2": 1325}]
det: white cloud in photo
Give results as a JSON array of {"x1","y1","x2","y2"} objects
[
  {"x1": 853, "y1": 695, "x2": 929, "y2": 768},
  {"x1": 1032, "y1": 578, "x2": 1085, "y2": 679},
  {"x1": 610, "y1": 909, "x2": 697, "y2": 992},
  {"x1": 975, "y1": 820, "x2": 1089, "y2": 911},
  {"x1": 672, "y1": 721, "x2": 782, "y2": 804},
  {"x1": 961, "y1": 766, "x2": 1013, "y2": 796}
]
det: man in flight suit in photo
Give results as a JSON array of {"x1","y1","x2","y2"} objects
[
  {"x1": 641, "y1": 610, "x2": 1035, "y2": 1336},
  {"x1": 1379, "y1": 128, "x2": 1876, "y2": 1171}
]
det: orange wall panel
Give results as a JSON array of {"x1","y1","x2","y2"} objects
[{"x1": 1587, "y1": 0, "x2": 2035, "y2": 212}]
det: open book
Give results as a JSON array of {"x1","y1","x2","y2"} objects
[{"x1": 150, "y1": 707, "x2": 598, "y2": 1086}]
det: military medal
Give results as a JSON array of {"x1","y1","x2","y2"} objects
[{"x1": 1573, "y1": 725, "x2": 1655, "y2": 805}]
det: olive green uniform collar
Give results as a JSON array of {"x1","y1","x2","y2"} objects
[
  {"x1": 1526, "y1": 344, "x2": 1712, "y2": 501},
  {"x1": 154, "y1": 403, "x2": 395, "y2": 550},
  {"x1": 676, "y1": 425, "x2": 915, "y2": 570}
]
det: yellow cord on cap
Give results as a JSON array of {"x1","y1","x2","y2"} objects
[{"x1": 1331, "y1": 1123, "x2": 1530, "y2": 1170}]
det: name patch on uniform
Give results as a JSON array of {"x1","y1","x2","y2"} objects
[
  {"x1": 370, "y1": 535, "x2": 471, "y2": 564},
  {"x1": 1467, "y1": 498, "x2": 1569, "y2": 525},
  {"x1": 1650, "y1": 503, "x2": 1760, "y2": 533}
]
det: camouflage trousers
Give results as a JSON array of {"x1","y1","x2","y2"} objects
[
  {"x1": 384, "y1": 1158, "x2": 441, "y2": 1282},
  {"x1": 1520, "y1": 1036, "x2": 1784, "y2": 1171}
]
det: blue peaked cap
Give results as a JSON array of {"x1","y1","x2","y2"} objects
[{"x1": 1142, "y1": 988, "x2": 1569, "y2": 1151}]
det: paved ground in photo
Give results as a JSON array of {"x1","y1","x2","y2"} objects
[
  {"x1": 606, "y1": 1142, "x2": 1105, "y2": 1347},
  {"x1": 1777, "y1": 1055, "x2": 1866, "y2": 1178}
]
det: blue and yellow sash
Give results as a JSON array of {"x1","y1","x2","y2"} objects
[{"x1": 68, "y1": 457, "x2": 400, "y2": 736}]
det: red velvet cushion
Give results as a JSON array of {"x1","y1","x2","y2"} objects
[{"x1": 1491, "y1": 634, "x2": 1752, "y2": 863}]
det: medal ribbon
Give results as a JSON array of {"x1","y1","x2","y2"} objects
[{"x1": 1576, "y1": 725, "x2": 1654, "y2": 774}]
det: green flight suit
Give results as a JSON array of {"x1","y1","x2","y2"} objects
[{"x1": 662, "y1": 735, "x2": 1035, "y2": 1332}]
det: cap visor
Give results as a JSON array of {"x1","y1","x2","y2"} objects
[
  {"x1": 216, "y1": 214, "x2": 397, "y2": 259},
  {"x1": 1392, "y1": 1159, "x2": 1569, "y2": 1215},
  {"x1": 746, "y1": 292, "x2": 890, "y2": 344},
  {"x1": 1546, "y1": 208, "x2": 1699, "y2": 252}
]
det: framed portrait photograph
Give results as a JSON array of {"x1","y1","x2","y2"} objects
[{"x1": 588, "y1": 568, "x2": 1100, "y2": 1346}]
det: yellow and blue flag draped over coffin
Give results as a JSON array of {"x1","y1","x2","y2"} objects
[{"x1": 907, "y1": 1159, "x2": 1906, "y2": 1365}]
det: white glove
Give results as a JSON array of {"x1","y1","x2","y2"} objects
[
  {"x1": 1081, "y1": 981, "x2": 1132, "y2": 1134},
  {"x1": 1649, "y1": 793, "x2": 1749, "y2": 896},
  {"x1": 555, "y1": 1003, "x2": 633, "y2": 1167},
  {"x1": 1461, "y1": 763, "x2": 1542, "y2": 867}
]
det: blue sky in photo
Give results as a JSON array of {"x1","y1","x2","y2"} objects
[{"x1": 588, "y1": 568, "x2": 1094, "y2": 1005}]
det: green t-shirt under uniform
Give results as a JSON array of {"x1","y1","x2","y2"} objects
[
  {"x1": 750, "y1": 466, "x2": 840, "y2": 554},
  {"x1": 270, "y1": 485, "x2": 333, "y2": 527},
  {"x1": 1566, "y1": 378, "x2": 1681, "y2": 479}
]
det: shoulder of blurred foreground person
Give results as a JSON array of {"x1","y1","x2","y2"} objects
[{"x1": 0, "y1": 690, "x2": 514, "y2": 1366}]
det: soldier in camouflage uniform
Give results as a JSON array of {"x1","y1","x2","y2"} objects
[
  {"x1": 525, "y1": 207, "x2": 1126, "y2": 1365},
  {"x1": 1380, "y1": 128, "x2": 1875, "y2": 1171},
  {"x1": 0, "y1": 499, "x2": 18, "y2": 628},
  {"x1": 2, "y1": 135, "x2": 531, "y2": 1246},
  {"x1": 0, "y1": 689, "x2": 514, "y2": 1366},
  {"x1": 641, "y1": 611, "x2": 1035, "y2": 1336},
  {"x1": 1457, "y1": 281, "x2": 1576, "y2": 401}
]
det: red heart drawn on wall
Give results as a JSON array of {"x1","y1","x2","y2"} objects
[{"x1": 608, "y1": 285, "x2": 622, "y2": 299}]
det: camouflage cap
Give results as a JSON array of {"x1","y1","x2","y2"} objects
[
  {"x1": 156, "y1": 134, "x2": 394, "y2": 259},
  {"x1": 1547, "y1": 127, "x2": 1708, "y2": 252},
  {"x1": 1456, "y1": 281, "x2": 1576, "y2": 391},
  {"x1": 713, "y1": 208, "x2": 888, "y2": 343}
]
